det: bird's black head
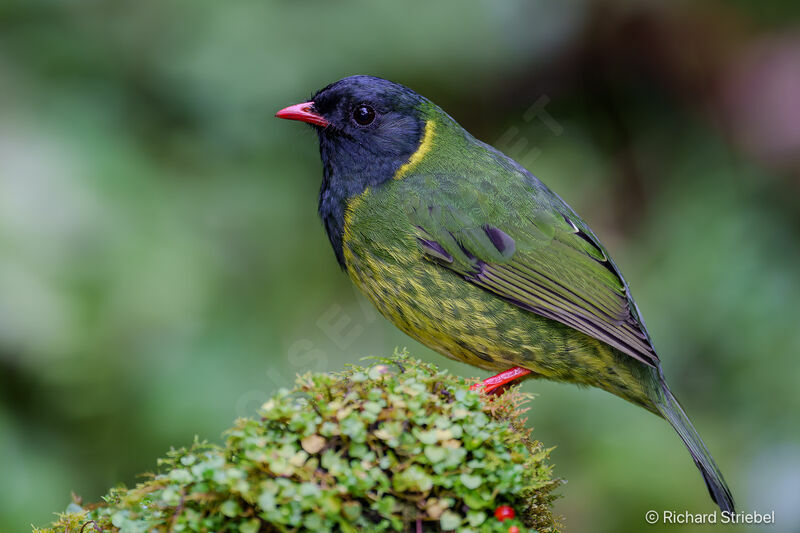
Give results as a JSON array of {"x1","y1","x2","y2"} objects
[{"x1": 276, "y1": 75, "x2": 429, "y2": 266}]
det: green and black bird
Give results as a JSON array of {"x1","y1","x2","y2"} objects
[{"x1": 276, "y1": 75, "x2": 734, "y2": 511}]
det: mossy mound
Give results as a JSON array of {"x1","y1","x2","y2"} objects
[{"x1": 35, "y1": 353, "x2": 561, "y2": 532}]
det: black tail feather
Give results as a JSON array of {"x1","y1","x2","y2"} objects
[{"x1": 654, "y1": 377, "x2": 735, "y2": 512}]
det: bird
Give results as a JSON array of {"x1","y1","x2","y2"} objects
[{"x1": 275, "y1": 75, "x2": 734, "y2": 512}]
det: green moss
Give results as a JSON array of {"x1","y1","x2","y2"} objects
[{"x1": 35, "y1": 353, "x2": 561, "y2": 532}]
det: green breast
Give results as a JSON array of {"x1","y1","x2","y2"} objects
[{"x1": 340, "y1": 179, "x2": 655, "y2": 411}]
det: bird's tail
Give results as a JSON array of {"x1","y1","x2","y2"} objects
[{"x1": 652, "y1": 374, "x2": 735, "y2": 512}]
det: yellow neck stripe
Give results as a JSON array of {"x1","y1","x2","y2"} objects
[
  {"x1": 394, "y1": 120, "x2": 435, "y2": 180},
  {"x1": 342, "y1": 186, "x2": 370, "y2": 255}
]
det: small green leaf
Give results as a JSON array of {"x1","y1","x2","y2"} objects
[
  {"x1": 467, "y1": 510, "x2": 487, "y2": 526},
  {"x1": 220, "y1": 500, "x2": 240, "y2": 517},
  {"x1": 342, "y1": 501, "x2": 362, "y2": 521},
  {"x1": 440, "y1": 510, "x2": 462, "y2": 531},
  {"x1": 424, "y1": 445, "x2": 447, "y2": 463},
  {"x1": 257, "y1": 491, "x2": 276, "y2": 511},
  {"x1": 460, "y1": 473, "x2": 482, "y2": 489},
  {"x1": 239, "y1": 518, "x2": 261, "y2": 533}
]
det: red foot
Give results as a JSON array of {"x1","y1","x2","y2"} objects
[{"x1": 470, "y1": 367, "x2": 532, "y2": 394}]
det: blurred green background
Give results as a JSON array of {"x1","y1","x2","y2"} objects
[{"x1": 2, "y1": 1, "x2": 799, "y2": 531}]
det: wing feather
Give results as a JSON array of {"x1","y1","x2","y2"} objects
[{"x1": 405, "y1": 177, "x2": 659, "y2": 367}]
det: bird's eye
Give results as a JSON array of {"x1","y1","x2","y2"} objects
[{"x1": 353, "y1": 104, "x2": 376, "y2": 126}]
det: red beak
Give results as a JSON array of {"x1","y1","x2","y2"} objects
[{"x1": 275, "y1": 101, "x2": 329, "y2": 127}]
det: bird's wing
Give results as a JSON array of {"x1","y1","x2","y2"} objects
[{"x1": 403, "y1": 168, "x2": 658, "y2": 367}]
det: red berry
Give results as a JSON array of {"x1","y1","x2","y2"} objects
[
  {"x1": 509, "y1": 527, "x2": 521, "y2": 533},
  {"x1": 494, "y1": 505, "x2": 515, "y2": 521}
]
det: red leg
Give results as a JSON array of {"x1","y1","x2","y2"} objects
[{"x1": 470, "y1": 367, "x2": 532, "y2": 394}]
